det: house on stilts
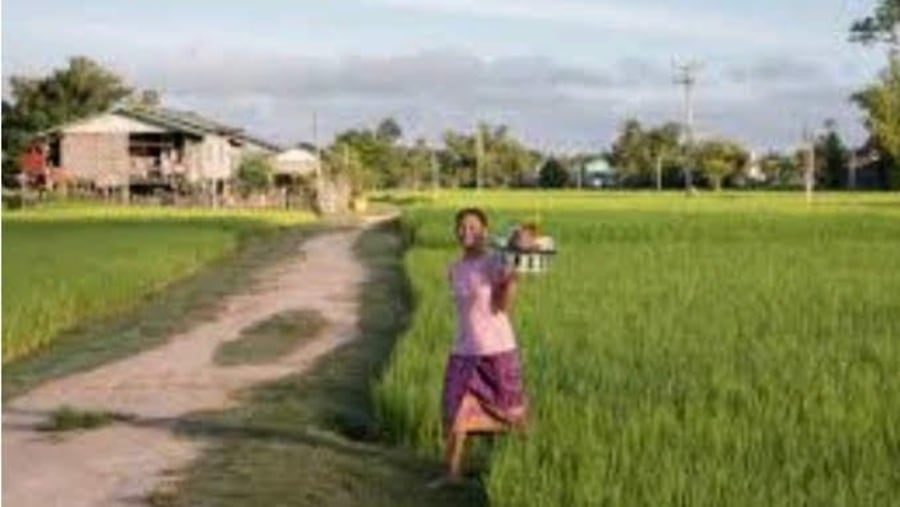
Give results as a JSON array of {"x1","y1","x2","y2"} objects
[{"x1": 23, "y1": 106, "x2": 282, "y2": 198}]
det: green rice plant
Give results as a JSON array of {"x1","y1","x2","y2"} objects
[
  {"x1": 2, "y1": 202, "x2": 314, "y2": 362},
  {"x1": 375, "y1": 191, "x2": 900, "y2": 506}
]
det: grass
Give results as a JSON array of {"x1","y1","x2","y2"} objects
[
  {"x1": 3, "y1": 208, "x2": 319, "y2": 399},
  {"x1": 5, "y1": 200, "x2": 313, "y2": 225},
  {"x1": 2, "y1": 201, "x2": 314, "y2": 363},
  {"x1": 159, "y1": 220, "x2": 485, "y2": 507},
  {"x1": 375, "y1": 190, "x2": 900, "y2": 506},
  {"x1": 214, "y1": 309, "x2": 328, "y2": 366},
  {"x1": 38, "y1": 405, "x2": 135, "y2": 432}
]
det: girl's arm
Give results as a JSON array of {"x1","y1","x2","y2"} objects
[{"x1": 492, "y1": 264, "x2": 517, "y2": 314}]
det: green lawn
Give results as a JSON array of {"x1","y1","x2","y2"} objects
[
  {"x1": 375, "y1": 191, "x2": 900, "y2": 506},
  {"x1": 2, "y1": 203, "x2": 313, "y2": 362}
]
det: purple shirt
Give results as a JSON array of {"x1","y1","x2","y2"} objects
[{"x1": 449, "y1": 254, "x2": 517, "y2": 356}]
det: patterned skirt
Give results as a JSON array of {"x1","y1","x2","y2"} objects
[{"x1": 442, "y1": 349, "x2": 527, "y2": 434}]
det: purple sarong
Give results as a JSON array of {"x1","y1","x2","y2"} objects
[{"x1": 442, "y1": 349, "x2": 527, "y2": 433}]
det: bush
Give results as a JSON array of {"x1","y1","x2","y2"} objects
[
  {"x1": 2, "y1": 189, "x2": 24, "y2": 210},
  {"x1": 538, "y1": 158, "x2": 569, "y2": 188},
  {"x1": 236, "y1": 155, "x2": 273, "y2": 196}
]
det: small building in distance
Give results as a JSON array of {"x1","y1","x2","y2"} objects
[
  {"x1": 273, "y1": 146, "x2": 318, "y2": 178},
  {"x1": 731, "y1": 151, "x2": 768, "y2": 187},
  {"x1": 581, "y1": 157, "x2": 617, "y2": 188}
]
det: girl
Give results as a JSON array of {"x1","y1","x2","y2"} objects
[{"x1": 434, "y1": 207, "x2": 528, "y2": 486}]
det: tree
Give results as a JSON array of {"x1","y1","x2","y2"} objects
[
  {"x1": 376, "y1": 117, "x2": 403, "y2": 144},
  {"x1": 850, "y1": 0, "x2": 900, "y2": 188},
  {"x1": 646, "y1": 123, "x2": 683, "y2": 186},
  {"x1": 851, "y1": 58, "x2": 900, "y2": 188},
  {"x1": 850, "y1": 0, "x2": 900, "y2": 46},
  {"x1": 759, "y1": 152, "x2": 801, "y2": 186},
  {"x1": 401, "y1": 138, "x2": 431, "y2": 190},
  {"x1": 476, "y1": 123, "x2": 535, "y2": 187},
  {"x1": 609, "y1": 119, "x2": 682, "y2": 186},
  {"x1": 440, "y1": 129, "x2": 474, "y2": 187},
  {"x1": 609, "y1": 119, "x2": 647, "y2": 181},
  {"x1": 235, "y1": 154, "x2": 273, "y2": 196},
  {"x1": 815, "y1": 119, "x2": 850, "y2": 188},
  {"x1": 493, "y1": 137, "x2": 537, "y2": 187},
  {"x1": 322, "y1": 142, "x2": 373, "y2": 197},
  {"x1": 539, "y1": 157, "x2": 569, "y2": 188},
  {"x1": 438, "y1": 123, "x2": 535, "y2": 188},
  {"x1": 696, "y1": 139, "x2": 748, "y2": 191},
  {"x1": 333, "y1": 118, "x2": 403, "y2": 188},
  {"x1": 2, "y1": 56, "x2": 132, "y2": 181}
]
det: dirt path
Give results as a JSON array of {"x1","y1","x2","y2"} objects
[{"x1": 3, "y1": 219, "x2": 389, "y2": 507}]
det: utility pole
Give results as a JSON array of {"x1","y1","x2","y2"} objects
[
  {"x1": 576, "y1": 160, "x2": 583, "y2": 190},
  {"x1": 312, "y1": 111, "x2": 322, "y2": 183},
  {"x1": 848, "y1": 150, "x2": 857, "y2": 190},
  {"x1": 431, "y1": 145, "x2": 440, "y2": 198},
  {"x1": 312, "y1": 110, "x2": 327, "y2": 212},
  {"x1": 573, "y1": 143, "x2": 583, "y2": 190},
  {"x1": 673, "y1": 59, "x2": 701, "y2": 193},
  {"x1": 474, "y1": 123, "x2": 484, "y2": 192},
  {"x1": 655, "y1": 153, "x2": 663, "y2": 191},
  {"x1": 803, "y1": 126, "x2": 816, "y2": 203}
]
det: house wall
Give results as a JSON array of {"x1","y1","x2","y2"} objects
[
  {"x1": 179, "y1": 135, "x2": 236, "y2": 181},
  {"x1": 180, "y1": 141, "x2": 200, "y2": 183},
  {"x1": 61, "y1": 133, "x2": 130, "y2": 187},
  {"x1": 195, "y1": 135, "x2": 236, "y2": 180}
]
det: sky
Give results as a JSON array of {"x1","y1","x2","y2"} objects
[{"x1": 1, "y1": 0, "x2": 890, "y2": 152}]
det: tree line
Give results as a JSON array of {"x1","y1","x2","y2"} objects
[{"x1": 318, "y1": 119, "x2": 541, "y2": 192}]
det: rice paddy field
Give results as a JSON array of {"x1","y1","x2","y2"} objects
[
  {"x1": 2, "y1": 203, "x2": 313, "y2": 362},
  {"x1": 375, "y1": 191, "x2": 900, "y2": 506}
]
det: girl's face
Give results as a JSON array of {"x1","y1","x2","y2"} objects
[{"x1": 456, "y1": 214, "x2": 486, "y2": 250}]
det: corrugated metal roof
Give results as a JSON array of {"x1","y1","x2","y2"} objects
[
  {"x1": 116, "y1": 107, "x2": 233, "y2": 137},
  {"x1": 33, "y1": 106, "x2": 280, "y2": 150},
  {"x1": 236, "y1": 133, "x2": 282, "y2": 152},
  {"x1": 111, "y1": 108, "x2": 207, "y2": 137},
  {"x1": 120, "y1": 107, "x2": 281, "y2": 151}
]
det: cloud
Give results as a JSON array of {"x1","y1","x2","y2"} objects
[
  {"x1": 696, "y1": 84, "x2": 864, "y2": 149},
  {"x1": 123, "y1": 48, "x2": 620, "y2": 101},
  {"x1": 370, "y1": 0, "x2": 814, "y2": 49},
  {"x1": 118, "y1": 48, "x2": 669, "y2": 143},
  {"x1": 724, "y1": 56, "x2": 831, "y2": 85},
  {"x1": 5, "y1": 45, "x2": 866, "y2": 151}
]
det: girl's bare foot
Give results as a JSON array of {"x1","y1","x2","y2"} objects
[{"x1": 426, "y1": 474, "x2": 465, "y2": 490}]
